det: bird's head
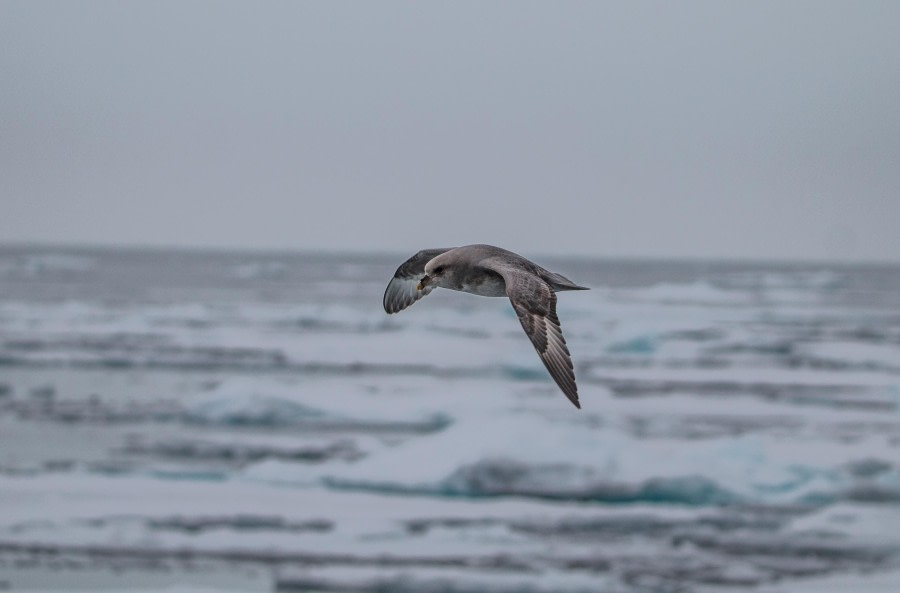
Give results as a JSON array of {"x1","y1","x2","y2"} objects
[{"x1": 417, "y1": 255, "x2": 452, "y2": 291}]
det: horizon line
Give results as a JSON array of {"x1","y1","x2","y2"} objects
[{"x1": 1, "y1": 239, "x2": 897, "y2": 269}]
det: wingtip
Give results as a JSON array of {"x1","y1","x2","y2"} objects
[{"x1": 562, "y1": 388, "x2": 581, "y2": 409}]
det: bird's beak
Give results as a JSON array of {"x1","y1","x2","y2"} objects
[{"x1": 416, "y1": 275, "x2": 431, "y2": 291}]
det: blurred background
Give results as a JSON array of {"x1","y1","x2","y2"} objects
[{"x1": 2, "y1": 2, "x2": 899, "y2": 592}]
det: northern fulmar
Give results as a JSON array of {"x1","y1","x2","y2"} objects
[{"x1": 383, "y1": 245, "x2": 589, "y2": 408}]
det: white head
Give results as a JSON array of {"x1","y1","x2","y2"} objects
[{"x1": 417, "y1": 252, "x2": 457, "y2": 291}]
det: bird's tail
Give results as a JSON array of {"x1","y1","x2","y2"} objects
[{"x1": 545, "y1": 271, "x2": 590, "y2": 292}]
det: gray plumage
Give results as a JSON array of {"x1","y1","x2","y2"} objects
[{"x1": 383, "y1": 244, "x2": 588, "y2": 408}]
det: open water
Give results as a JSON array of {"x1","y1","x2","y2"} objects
[{"x1": 1, "y1": 245, "x2": 899, "y2": 592}]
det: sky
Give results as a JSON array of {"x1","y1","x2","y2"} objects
[{"x1": 1, "y1": 1, "x2": 899, "y2": 262}]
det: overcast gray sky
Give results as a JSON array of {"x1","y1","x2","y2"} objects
[{"x1": 2, "y1": 1, "x2": 898, "y2": 262}]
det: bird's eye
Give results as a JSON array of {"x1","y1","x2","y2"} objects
[{"x1": 434, "y1": 266, "x2": 444, "y2": 275}]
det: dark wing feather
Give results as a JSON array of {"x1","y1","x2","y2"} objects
[
  {"x1": 383, "y1": 248, "x2": 453, "y2": 314},
  {"x1": 493, "y1": 265, "x2": 581, "y2": 408}
]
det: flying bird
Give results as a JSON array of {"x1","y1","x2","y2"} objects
[{"x1": 383, "y1": 245, "x2": 589, "y2": 408}]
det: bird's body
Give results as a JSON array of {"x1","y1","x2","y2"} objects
[{"x1": 383, "y1": 244, "x2": 588, "y2": 408}]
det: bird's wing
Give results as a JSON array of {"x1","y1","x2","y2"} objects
[
  {"x1": 383, "y1": 248, "x2": 454, "y2": 314},
  {"x1": 490, "y1": 262, "x2": 581, "y2": 408}
]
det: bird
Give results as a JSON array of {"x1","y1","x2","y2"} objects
[{"x1": 383, "y1": 244, "x2": 589, "y2": 408}]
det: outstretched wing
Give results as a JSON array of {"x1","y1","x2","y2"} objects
[
  {"x1": 383, "y1": 248, "x2": 453, "y2": 314},
  {"x1": 493, "y1": 263, "x2": 581, "y2": 408}
]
